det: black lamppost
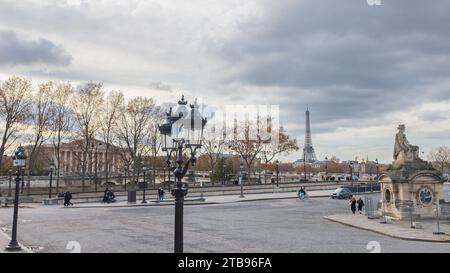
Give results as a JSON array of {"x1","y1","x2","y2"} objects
[
  {"x1": 349, "y1": 162, "x2": 353, "y2": 185},
  {"x1": 8, "y1": 167, "x2": 13, "y2": 197},
  {"x1": 48, "y1": 161, "x2": 55, "y2": 199},
  {"x1": 239, "y1": 159, "x2": 244, "y2": 198},
  {"x1": 325, "y1": 156, "x2": 328, "y2": 178},
  {"x1": 20, "y1": 167, "x2": 24, "y2": 194},
  {"x1": 159, "y1": 95, "x2": 207, "y2": 253},
  {"x1": 303, "y1": 148, "x2": 307, "y2": 180},
  {"x1": 0, "y1": 154, "x2": 6, "y2": 197},
  {"x1": 275, "y1": 160, "x2": 279, "y2": 187},
  {"x1": 124, "y1": 165, "x2": 128, "y2": 191},
  {"x1": 142, "y1": 167, "x2": 148, "y2": 204},
  {"x1": 5, "y1": 146, "x2": 26, "y2": 251},
  {"x1": 375, "y1": 158, "x2": 379, "y2": 181},
  {"x1": 91, "y1": 143, "x2": 102, "y2": 192}
]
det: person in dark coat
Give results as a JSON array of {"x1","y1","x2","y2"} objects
[
  {"x1": 350, "y1": 196, "x2": 357, "y2": 214},
  {"x1": 357, "y1": 197, "x2": 365, "y2": 214},
  {"x1": 64, "y1": 191, "x2": 73, "y2": 207},
  {"x1": 157, "y1": 188, "x2": 162, "y2": 202}
]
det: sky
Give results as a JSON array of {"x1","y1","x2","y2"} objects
[{"x1": 1, "y1": 0, "x2": 450, "y2": 164}]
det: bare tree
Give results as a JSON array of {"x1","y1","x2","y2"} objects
[
  {"x1": 200, "y1": 124, "x2": 226, "y2": 185},
  {"x1": 428, "y1": 146, "x2": 450, "y2": 174},
  {"x1": 228, "y1": 120, "x2": 266, "y2": 180},
  {"x1": 51, "y1": 82, "x2": 74, "y2": 193},
  {"x1": 72, "y1": 82, "x2": 104, "y2": 192},
  {"x1": 0, "y1": 76, "x2": 32, "y2": 166},
  {"x1": 148, "y1": 106, "x2": 165, "y2": 187},
  {"x1": 261, "y1": 125, "x2": 299, "y2": 164},
  {"x1": 116, "y1": 97, "x2": 156, "y2": 186},
  {"x1": 99, "y1": 90, "x2": 124, "y2": 185},
  {"x1": 25, "y1": 81, "x2": 56, "y2": 194}
]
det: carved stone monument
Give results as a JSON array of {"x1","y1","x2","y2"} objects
[{"x1": 379, "y1": 125, "x2": 450, "y2": 220}]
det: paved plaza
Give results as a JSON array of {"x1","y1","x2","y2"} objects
[{"x1": 0, "y1": 193, "x2": 449, "y2": 253}]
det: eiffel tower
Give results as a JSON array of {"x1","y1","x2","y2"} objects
[{"x1": 302, "y1": 105, "x2": 317, "y2": 162}]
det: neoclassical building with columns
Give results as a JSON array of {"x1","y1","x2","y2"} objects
[{"x1": 26, "y1": 139, "x2": 126, "y2": 177}]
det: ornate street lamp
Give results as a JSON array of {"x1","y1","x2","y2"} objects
[
  {"x1": 48, "y1": 161, "x2": 55, "y2": 198},
  {"x1": 159, "y1": 95, "x2": 207, "y2": 253},
  {"x1": 5, "y1": 146, "x2": 26, "y2": 251}
]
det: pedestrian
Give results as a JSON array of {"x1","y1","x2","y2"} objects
[
  {"x1": 357, "y1": 197, "x2": 365, "y2": 214},
  {"x1": 157, "y1": 187, "x2": 162, "y2": 202},
  {"x1": 160, "y1": 188, "x2": 165, "y2": 201},
  {"x1": 349, "y1": 196, "x2": 356, "y2": 214},
  {"x1": 64, "y1": 191, "x2": 73, "y2": 207},
  {"x1": 298, "y1": 187, "x2": 307, "y2": 200},
  {"x1": 102, "y1": 188, "x2": 109, "y2": 203}
]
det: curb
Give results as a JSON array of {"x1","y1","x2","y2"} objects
[
  {"x1": 323, "y1": 216, "x2": 450, "y2": 243},
  {"x1": 63, "y1": 193, "x2": 332, "y2": 209}
]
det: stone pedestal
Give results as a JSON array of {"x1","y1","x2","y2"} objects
[
  {"x1": 42, "y1": 198, "x2": 61, "y2": 205},
  {"x1": 379, "y1": 162, "x2": 450, "y2": 220}
]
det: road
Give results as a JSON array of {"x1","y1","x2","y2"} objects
[{"x1": 0, "y1": 194, "x2": 449, "y2": 253}]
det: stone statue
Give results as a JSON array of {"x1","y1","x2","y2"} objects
[{"x1": 393, "y1": 124, "x2": 421, "y2": 166}]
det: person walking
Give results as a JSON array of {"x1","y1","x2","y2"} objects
[
  {"x1": 64, "y1": 191, "x2": 73, "y2": 207},
  {"x1": 357, "y1": 197, "x2": 365, "y2": 214},
  {"x1": 157, "y1": 187, "x2": 162, "y2": 202},
  {"x1": 160, "y1": 188, "x2": 165, "y2": 201},
  {"x1": 349, "y1": 196, "x2": 357, "y2": 214}
]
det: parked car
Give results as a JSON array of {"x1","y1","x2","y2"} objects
[{"x1": 331, "y1": 187, "x2": 353, "y2": 199}]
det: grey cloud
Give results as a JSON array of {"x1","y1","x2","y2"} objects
[
  {"x1": 209, "y1": 0, "x2": 450, "y2": 138},
  {"x1": 0, "y1": 30, "x2": 72, "y2": 66},
  {"x1": 149, "y1": 81, "x2": 173, "y2": 92}
]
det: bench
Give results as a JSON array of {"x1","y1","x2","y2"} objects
[
  {"x1": 412, "y1": 222, "x2": 422, "y2": 229},
  {"x1": 1, "y1": 197, "x2": 14, "y2": 207}
]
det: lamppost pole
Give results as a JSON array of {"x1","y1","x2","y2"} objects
[
  {"x1": 376, "y1": 159, "x2": 379, "y2": 181},
  {"x1": 20, "y1": 168, "x2": 24, "y2": 194},
  {"x1": 239, "y1": 159, "x2": 244, "y2": 198},
  {"x1": 303, "y1": 148, "x2": 307, "y2": 180},
  {"x1": 349, "y1": 162, "x2": 353, "y2": 186},
  {"x1": 124, "y1": 166, "x2": 128, "y2": 191},
  {"x1": 6, "y1": 146, "x2": 26, "y2": 251},
  {"x1": 275, "y1": 160, "x2": 279, "y2": 187},
  {"x1": 8, "y1": 167, "x2": 13, "y2": 197},
  {"x1": 325, "y1": 156, "x2": 328, "y2": 179},
  {"x1": 142, "y1": 167, "x2": 147, "y2": 204},
  {"x1": 48, "y1": 161, "x2": 55, "y2": 199},
  {"x1": 221, "y1": 148, "x2": 225, "y2": 185}
]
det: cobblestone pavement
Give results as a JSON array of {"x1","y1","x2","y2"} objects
[{"x1": 0, "y1": 193, "x2": 449, "y2": 253}]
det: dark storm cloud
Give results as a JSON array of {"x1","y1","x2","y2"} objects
[
  {"x1": 0, "y1": 30, "x2": 72, "y2": 66},
  {"x1": 213, "y1": 0, "x2": 450, "y2": 135}
]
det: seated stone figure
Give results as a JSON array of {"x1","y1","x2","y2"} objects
[{"x1": 393, "y1": 124, "x2": 421, "y2": 166}]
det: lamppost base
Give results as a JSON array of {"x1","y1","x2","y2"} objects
[
  {"x1": 141, "y1": 200, "x2": 147, "y2": 204},
  {"x1": 239, "y1": 195, "x2": 245, "y2": 198},
  {"x1": 433, "y1": 231, "x2": 445, "y2": 235},
  {"x1": 5, "y1": 242, "x2": 21, "y2": 251}
]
